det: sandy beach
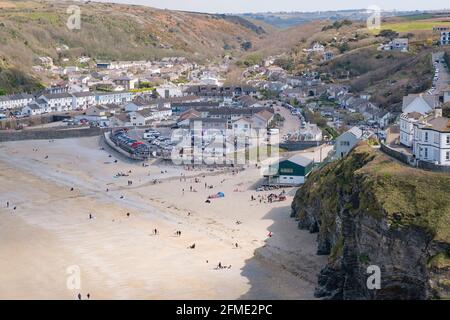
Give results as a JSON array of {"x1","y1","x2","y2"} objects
[{"x1": 0, "y1": 136, "x2": 326, "y2": 299}]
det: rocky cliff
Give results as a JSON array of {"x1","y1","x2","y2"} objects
[{"x1": 291, "y1": 144, "x2": 450, "y2": 299}]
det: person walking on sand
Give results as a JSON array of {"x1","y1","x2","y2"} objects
[
  {"x1": 87, "y1": 293, "x2": 90, "y2": 299},
  {"x1": 6, "y1": 201, "x2": 9, "y2": 208},
  {"x1": 77, "y1": 293, "x2": 82, "y2": 300},
  {"x1": 89, "y1": 213, "x2": 93, "y2": 219}
]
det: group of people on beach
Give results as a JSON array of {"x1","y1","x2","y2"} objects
[
  {"x1": 5, "y1": 201, "x2": 17, "y2": 211},
  {"x1": 216, "y1": 262, "x2": 231, "y2": 270},
  {"x1": 77, "y1": 293, "x2": 90, "y2": 300}
]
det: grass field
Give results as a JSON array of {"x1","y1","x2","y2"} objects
[{"x1": 378, "y1": 21, "x2": 450, "y2": 33}]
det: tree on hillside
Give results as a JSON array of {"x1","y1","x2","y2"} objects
[
  {"x1": 241, "y1": 41, "x2": 252, "y2": 51},
  {"x1": 378, "y1": 29, "x2": 399, "y2": 40},
  {"x1": 338, "y1": 42, "x2": 350, "y2": 53}
]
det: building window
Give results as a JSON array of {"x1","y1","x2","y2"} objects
[
  {"x1": 447, "y1": 135, "x2": 450, "y2": 145},
  {"x1": 424, "y1": 148, "x2": 428, "y2": 159},
  {"x1": 424, "y1": 132, "x2": 428, "y2": 142}
]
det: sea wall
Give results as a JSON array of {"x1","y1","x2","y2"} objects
[{"x1": 0, "y1": 127, "x2": 105, "y2": 142}]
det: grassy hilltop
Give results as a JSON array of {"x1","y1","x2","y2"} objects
[
  {"x1": 0, "y1": 0, "x2": 268, "y2": 93},
  {"x1": 292, "y1": 144, "x2": 450, "y2": 299}
]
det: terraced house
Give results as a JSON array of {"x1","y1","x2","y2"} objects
[
  {"x1": 0, "y1": 93, "x2": 35, "y2": 110},
  {"x1": 95, "y1": 91, "x2": 133, "y2": 105},
  {"x1": 38, "y1": 93, "x2": 73, "y2": 112},
  {"x1": 72, "y1": 92, "x2": 96, "y2": 110}
]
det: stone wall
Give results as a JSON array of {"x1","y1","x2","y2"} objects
[
  {"x1": 418, "y1": 160, "x2": 450, "y2": 173},
  {"x1": 0, "y1": 127, "x2": 106, "y2": 142},
  {"x1": 279, "y1": 140, "x2": 324, "y2": 151}
]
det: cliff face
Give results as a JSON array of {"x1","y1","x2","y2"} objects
[{"x1": 292, "y1": 144, "x2": 450, "y2": 299}]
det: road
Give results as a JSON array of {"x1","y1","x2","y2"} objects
[
  {"x1": 276, "y1": 105, "x2": 301, "y2": 137},
  {"x1": 432, "y1": 52, "x2": 450, "y2": 94}
]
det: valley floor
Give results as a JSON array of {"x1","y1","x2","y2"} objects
[{"x1": 0, "y1": 137, "x2": 326, "y2": 299}]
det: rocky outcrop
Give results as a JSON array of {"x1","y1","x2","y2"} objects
[{"x1": 291, "y1": 144, "x2": 450, "y2": 299}]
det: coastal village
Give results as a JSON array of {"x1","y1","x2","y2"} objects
[
  {"x1": 2, "y1": 27, "x2": 450, "y2": 176},
  {"x1": 1, "y1": 11, "x2": 450, "y2": 300}
]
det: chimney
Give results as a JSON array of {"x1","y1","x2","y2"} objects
[{"x1": 435, "y1": 108, "x2": 443, "y2": 118}]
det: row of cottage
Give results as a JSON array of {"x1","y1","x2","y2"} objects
[
  {"x1": 0, "y1": 91, "x2": 133, "y2": 116},
  {"x1": 0, "y1": 84, "x2": 261, "y2": 116}
]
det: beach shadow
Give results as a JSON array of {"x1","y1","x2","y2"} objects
[
  {"x1": 238, "y1": 204, "x2": 324, "y2": 300},
  {"x1": 247, "y1": 177, "x2": 266, "y2": 190}
]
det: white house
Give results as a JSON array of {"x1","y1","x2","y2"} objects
[
  {"x1": 377, "y1": 111, "x2": 392, "y2": 129},
  {"x1": 150, "y1": 107, "x2": 172, "y2": 121},
  {"x1": 378, "y1": 38, "x2": 409, "y2": 52},
  {"x1": 399, "y1": 94, "x2": 440, "y2": 147},
  {"x1": 335, "y1": 126, "x2": 363, "y2": 158},
  {"x1": 304, "y1": 42, "x2": 324, "y2": 53},
  {"x1": 72, "y1": 92, "x2": 95, "y2": 110},
  {"x1": 412, "y1": 110, "x2": 450, "y2": 165},
  {"x1": 113, "y1": 76, "x2": 139, "y2": 90},
  {"x1": 95, "y1": 91, "x2": 133, "y2": 105},
  {"x1": 21, "y1": 103, "x2": 44, "y2": 116},
  {"x1": 400, "y1": 112, "x2": 423, "y2": 147},
  {"x1": 298, "y1": 123, "x2": 323, "y2": 141},
  {"x1": 39, "y1": 93, "x2": 73, "y2": 112},
  {"x1": 232, "y1": 118, "x2": 252, "y2": 135},
  {"x1": 156, "y1": 85, "x2": 183, "y2": 98},
  {"x1": 0, "y1": 93, "x2": 35, "y2": 110}
]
